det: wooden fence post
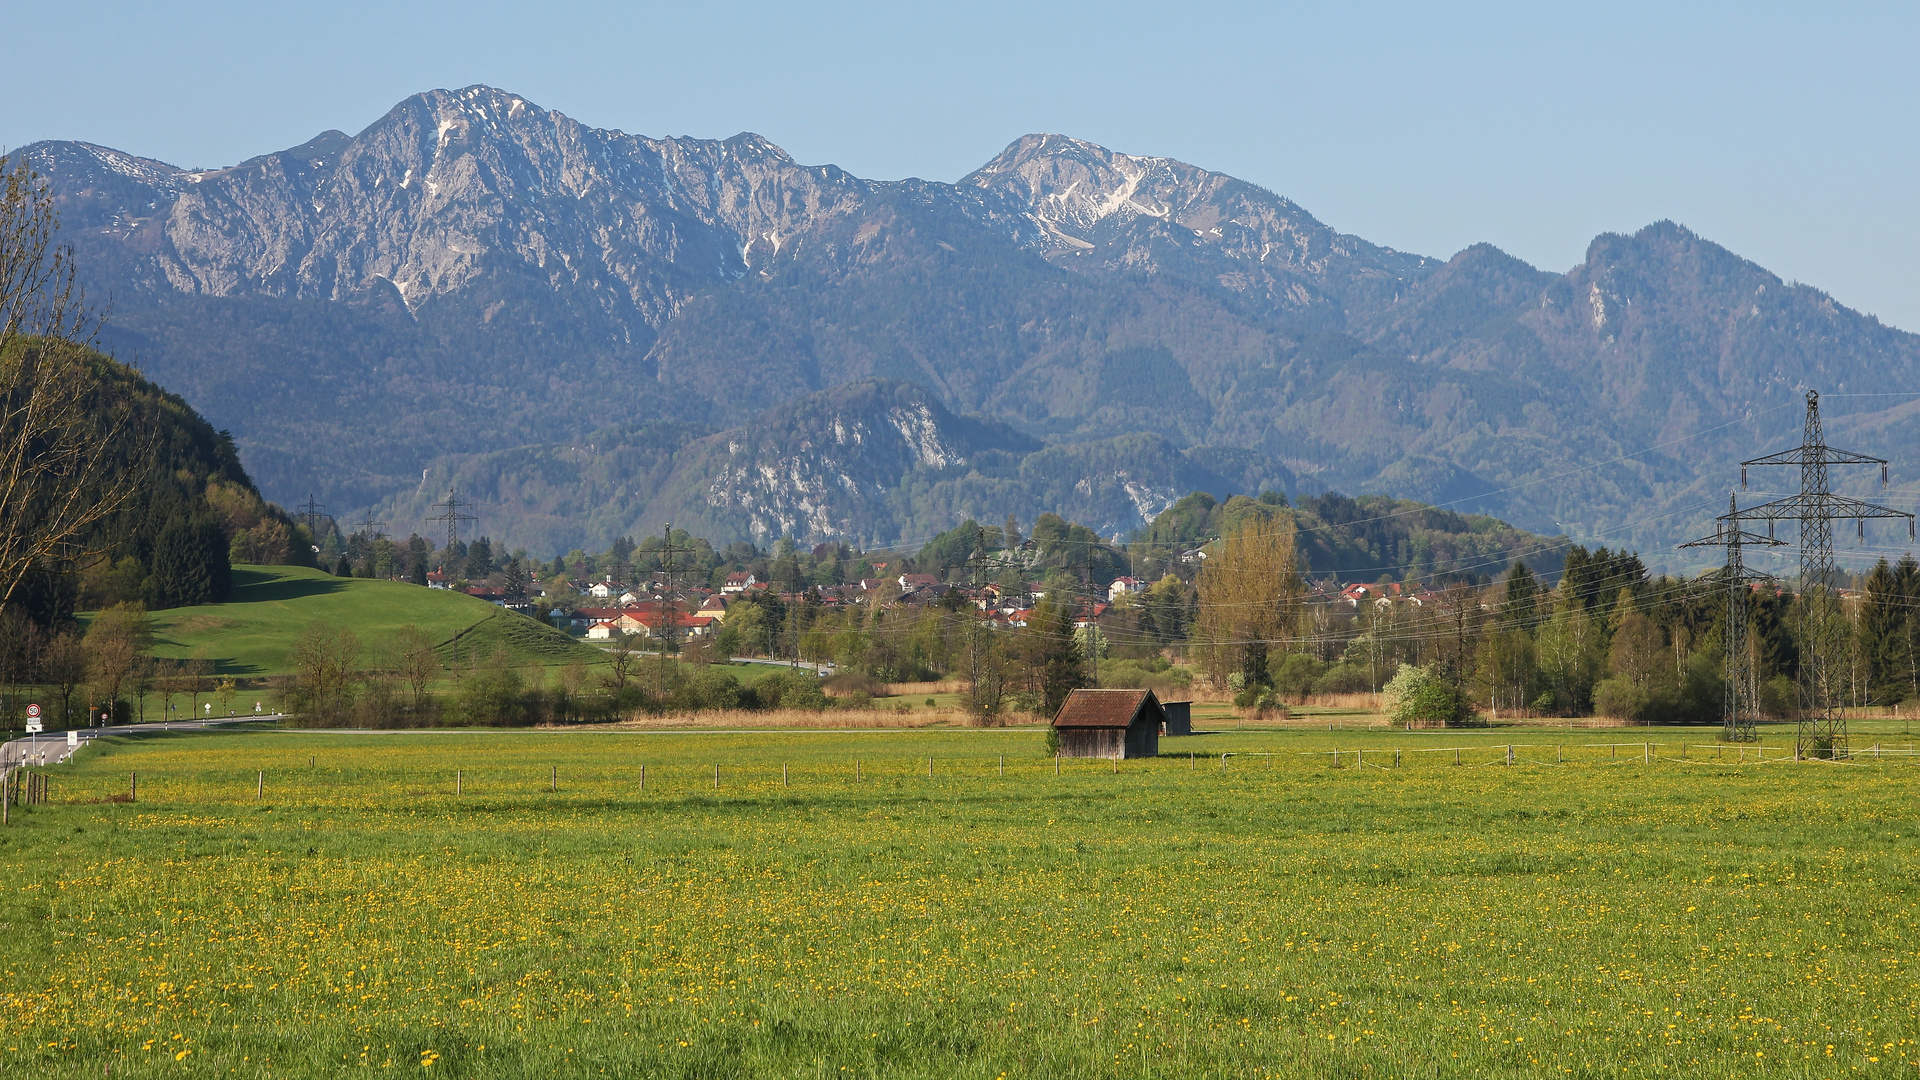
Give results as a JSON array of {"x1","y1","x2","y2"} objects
[
  {"x1": 639, "y1": 764, "x2": 645, "y2": 791},
  {"x1": 928, "y1": 757, "x2": 933, "y2": 780},
  {"x1": 131, "y1": 770, "x2": 136, "y2": 803},
  {"x1": 713, "y1": 764, "x2": 718, "y2": 789},
  {"x1": 1506, "y1": 744, "x2": 1513, "y2": 766},
  {"x1": 999, "y1": 755, "x2": 1004, "y2": 777},
  {"x1": 1055, "y1": 753, "x2": 1060, "y2": 776},
  {"x1": 256, "y1": 770, "x2": 263, "y2": 800},
  {"x1": 551, "y1": 765, "x2": 558, "y2": 792},
  {"x1": 1454, "y1": 749, "x2": 1460, "y2": 766},
  {"x1": 456, "y1": 769, "x2": 462, "y2": 796},
  {"x1": 784, "y1": 763, "x2": 789, "y2": 787}
]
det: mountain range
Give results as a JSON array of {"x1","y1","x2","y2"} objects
[{"x1": 25, "y1": 85, "x2": 1920, "y2": 563}]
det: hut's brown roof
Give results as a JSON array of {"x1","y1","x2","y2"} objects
[{"x1": 1051, "y1": 688, "x2": 1160, "y2": 728}]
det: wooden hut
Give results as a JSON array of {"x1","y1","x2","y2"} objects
[
  {"x1": 1052, "y1": 688, "x2": 1164, "y2": 759},
  {"x1": 1160, "y1": 700, "x2": 1192, "y2": 737}
]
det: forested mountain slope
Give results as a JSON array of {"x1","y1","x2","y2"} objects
[
  {"x1": 3, "y1": 340, "x2": 301, "y2": 625},
  {"x1": 25, "y1": 85, "x2": 1920, "y2": 559}
]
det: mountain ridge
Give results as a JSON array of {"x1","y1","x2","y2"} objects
[{"x1": 22, "y1": 84, "x2": 1920, "y2": 562}]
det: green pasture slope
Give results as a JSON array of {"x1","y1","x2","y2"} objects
[
  {"x1": 4, "y1": 722, "x2": 1919, "y2": 1078},
  {"x1": 129, "y1": 565, "x2": 600, "y2": 676}
]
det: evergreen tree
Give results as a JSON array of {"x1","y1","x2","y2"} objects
[
  {"x1": 1499, "y1": 561, "x2": 1540, "y2": 631},
  {"x1": 466, "y1": 537, "x2": 494, "y2": 579},
  {"x1": 1026, "y1": 597, "x2": 1085, "y2": 719},
  {"x1": 146, "y1": 512, "x2": 230, "y2": 609}
]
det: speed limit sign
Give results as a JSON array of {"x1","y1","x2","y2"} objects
[{"x1": 25, "y1": 703, "x2": 42, "y2": 733}]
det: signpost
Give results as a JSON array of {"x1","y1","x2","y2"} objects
[{"x1": 25, "y1": 703, "x2": 41, "y2": 734}]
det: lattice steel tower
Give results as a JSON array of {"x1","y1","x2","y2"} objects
[
  {"x1": 1680, "y1": 496, "x2": 1783, "y2": 742},
  {"x1": 1734, "y1": 390, "x2": 1913, "y2": 759}
]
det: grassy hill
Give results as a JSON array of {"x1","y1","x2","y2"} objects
[{"x1": 119, "y1": 565, "x2": 601, "y2": 677}]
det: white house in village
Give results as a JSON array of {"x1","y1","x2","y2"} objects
[
  {"x1": 587, "y1": 579, "x2": 628, "y2": 599},
  {"x1": 1108, "y1": 576, "x2": 1142, "y2": 601},
  {"x1": 722, "y1": 572, "x2": 757, "y2": 593}
]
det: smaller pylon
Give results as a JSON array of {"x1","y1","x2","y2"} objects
[{"x1": 1680, "y1": 496, "x2": 1785, "y2": 742}]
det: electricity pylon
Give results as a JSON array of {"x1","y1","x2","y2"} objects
[
  {"x1": 297, "y1": 493, "x2": 328, "y2": 538},
  {"x1": 1732, "y1": 390, "x2": 1914, "y2": 759},
  {"x1": 1681, "y1": 496, "x2": 1784, "y2": 742},
  {"x1": 427, "y1": 486, "x2": 475, "y2": 552}
]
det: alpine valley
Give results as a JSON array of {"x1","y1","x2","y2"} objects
[{"x1": 26, "y1": 85, "x2": 1920, "y2": 555}]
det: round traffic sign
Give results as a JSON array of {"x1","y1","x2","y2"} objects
[{"x1": 26, "y1": 704, "x2": 39, "y2": 719}]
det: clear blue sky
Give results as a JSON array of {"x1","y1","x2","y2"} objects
[{"x1": 9, "y1": 1, "x2": 1917, "y2": 328}]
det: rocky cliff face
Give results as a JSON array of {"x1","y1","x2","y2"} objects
[
  {"x1": 963, "y1": 134, "x2": 1434, "y2": 318},
  {"x1": 372, "y1": 381, "x2": 1295, "y2": 551},
  {"x1": 24, "y1": 85, "x2": 1920, "y2": 558}
]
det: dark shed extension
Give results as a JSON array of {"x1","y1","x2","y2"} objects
[
  {"x1": 1161, "y1": 700, "x2": 1192, "y2": 737},
  {"x1": 1052, "y1": 689, "x2": 1164, "y2": 759}
]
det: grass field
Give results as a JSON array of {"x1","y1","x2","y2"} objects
[
  {"x1": 108, "y1": 565, "x2": 601, "y2": 677},
  {"x1": 4, "y1": 723, "x2": 1919, "y2": 1077}
]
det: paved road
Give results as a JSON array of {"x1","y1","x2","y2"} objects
[
  {"x1": 1, "y1": 715, "x2": 282, "y2": 768},
  {"x1": 729, "y1": 656, "x2": 834, "y2": 674}
]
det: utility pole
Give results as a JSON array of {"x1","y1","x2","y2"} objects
[
  {"x1": 1073, "y1": 540, "x2": 1101, "y2": 688},
  {"x1": 1681, "y1": 495, "x2": 1785, "y2": 742},
  {"x1": 352, "y1": 513, "x2": 387, "y2": 540},
  {"x1": 1733, "y1": 390, "x2": 1914, "y2": 759},
  {"x1": 652, "y1": 523, "x2": 698, "y2": 677},
  {"x1": 945, "y1": 525, "x2": 1001, "y2": 715}
]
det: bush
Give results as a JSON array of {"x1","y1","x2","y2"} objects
[
  {"x1": 1311, "y1": 663, "x2": 1374, "y2": 695},
  {"x1": 1268, "y1": 653, "x2": 1326, "y2": 702},
  {"x1": 675, "y1": 669, "x2": 745, "y2": 711},
  {"x1": 1592, "y1": 677, "x2": 1650, "y2": 722},
  {"x1": 754, "y1": 669, "x2": 829, "y2": 711},
  {"x1": 1383, "y1": 665, "x2": 1475, "y2": 727}
]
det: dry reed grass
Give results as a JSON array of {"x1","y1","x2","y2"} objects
[
  {"x1": 599, "y1": 705, "x2": 1024, "y2": 730},
  {"x1": 880, "y1": 680, "x2": 967, "y2": 697}
]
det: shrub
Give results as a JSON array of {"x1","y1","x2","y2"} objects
[
  {"x1": 1383, "y1": 665, "x2": 1475, "y2": 727},
  {"x1": 1592, "y1": 677, "x2": 1650, "y2": 722},
  {"x1": 1311, "y1": 663, "x2": 1374, "y2": 695},
  {"x1": 675, "y1": 669, "x2": 745, "y2": 711},
  {"x1": 1268, "y1": 653, "x2": 1326, "y2": 702},
  {"x1": 755, "y1": 669, "x2": 829, "y2": 711}
]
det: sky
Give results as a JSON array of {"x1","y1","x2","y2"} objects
[{"x1": 7, "y1": 1, "x2": 1918, "y2": 327}]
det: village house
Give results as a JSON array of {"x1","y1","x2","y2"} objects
[
  {"x1": 722, "y1": 572, "x2": 758, "y2": 593},
  {"x1": 586, "y1": 578, "x2": 627, "y2": 599},
  {"x1": 1107, "y1": 576, "x2": 1141, "y2": 601}
]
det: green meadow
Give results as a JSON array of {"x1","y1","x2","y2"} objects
[
  {"x1": 107, "y1": 565, "x2": 600, "y2": 677},
  {"x1": 3, "y1": 723, "x2": 1918, "y2": 1078}
]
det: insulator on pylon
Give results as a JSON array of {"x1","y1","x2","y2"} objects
[
  {"x1": 1741, "y1": 466, "x2": 1748, "y2": 490},
  {"x1": 1884, "y1": 463, "x2": 1890, "y2": 488},
  {"x1": 1910, "y1": 518, "x2": 1916, "y2": 542},
  {"x1": 1859, "y1": 519, "x2": 1866, "y2": 540},
  {"x1": 1768, "y1": 519, "x2": 1774, "y2": 539}
]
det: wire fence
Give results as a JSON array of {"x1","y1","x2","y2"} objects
[{"x1": 10, "y1": 735, "x2": 1918, "y2": 812}]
